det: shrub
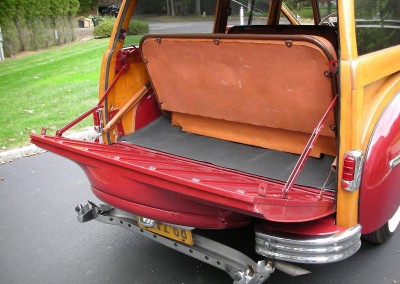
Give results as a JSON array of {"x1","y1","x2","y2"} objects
[
  {"x1": 127, "y1": 20, "x2": 149, "y2": 35},
  {"x1": 285, "y1": 3, "x2": 294, "y2": 10},
  {"x1": 93, "y1": 17, "x2": 115, "y2": 38},
  {"x1": 1, "y1": 20, "x2": 21, "y2": 57},
  {"x1": 0, "y1": 0, "x2": 79, "y2": 56}
]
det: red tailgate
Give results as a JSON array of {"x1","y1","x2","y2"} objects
[{"x1": 31, "y1": 134, "x2": 335, "y2": 228}]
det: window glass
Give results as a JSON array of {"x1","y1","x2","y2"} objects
[
  {"x1": 124, "y1": 0, "x2": 216, "y2": 46},
  {"x1": 283, "y1": 0, "x2": 314, "y2": 25},
  {"x1": 355, "y1": 0, "x2": 400, "y2": 55},
  {"x1": 279, "y1": 9, "x2": 292, "y2": 25},
  {"x1": 228, "y1": 0, "x2": 270, "y2": 26},
  {"x1": 283, "y1": 1, "x2": 337, "y2": 25},
  {"x1": 318, "y1": 0, "x2": 337, "y2": 22}
]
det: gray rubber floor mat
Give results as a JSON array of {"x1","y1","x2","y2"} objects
[{"x1": 120, "y1": 116, "x2": 336, "y2": 189}]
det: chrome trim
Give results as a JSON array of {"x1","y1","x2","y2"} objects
[
  {"x1": 255, "y1": 224, "x2": 362, "y2": 264},
  {"x1": 138, "y1": 216, "x2": 157, "y2": 228},
  {"x1": 389, "y1": 155, "x2": 400, "y2": 169},
  {"x1": 342, "y1": 150, "x2": 364, "y2": 192}
]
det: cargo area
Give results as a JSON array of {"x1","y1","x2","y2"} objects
[
  {"x1": 125, "y1": 33, "x2": 340, "y2": 190},
  {"x1": 120, "y1": 115, "x2": 336, "y2": 190}
]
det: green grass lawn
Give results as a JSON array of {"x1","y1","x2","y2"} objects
[{"x1": 0, "y1": 35, "x2": 142, "y2": 151}]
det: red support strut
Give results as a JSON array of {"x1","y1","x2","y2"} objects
[{"x1": 281, "y1": 94, "x2": 338, "y2": 199}]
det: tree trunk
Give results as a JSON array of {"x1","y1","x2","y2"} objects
[
  {"x1": 196, "y1": 0, "x2": 201, "y2": 16},
  {"x1": 166, "y1": 0, "x2": 170, "y2": 15},
  {"x1": 327, "y1": 0, "x2": 332, "y2": 14},
  {"x1": 171, "y1": 0, "x2": 176, "y2": 16}
]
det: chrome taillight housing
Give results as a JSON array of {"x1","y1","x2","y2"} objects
[{"x1": 341, "y1": 150, "x2": 364, "y2": 192}]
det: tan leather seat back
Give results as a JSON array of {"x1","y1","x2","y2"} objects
[{"x1": 140, "y1": 35, "x2": 337, "y2": 156}]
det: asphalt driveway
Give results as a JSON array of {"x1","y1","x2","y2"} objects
[{"x1": 0, "y1": 152, "x2": 399, "y2": 284}]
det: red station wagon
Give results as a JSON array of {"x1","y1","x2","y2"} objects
[{"x1": 31, "y1": 0, "x2": 400, "y2": 283}]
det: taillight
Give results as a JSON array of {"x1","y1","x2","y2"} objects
[
  {"x1": 93, "y1": 108, "x2": 103, "y2": 133},
  {"x1": 342, "y1": 155, "x2": 356, "y2": 181},
  {"x1": 341, "y1": 150, "x2": 364, "y2": 192}
]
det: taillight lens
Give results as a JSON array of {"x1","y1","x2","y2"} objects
[
  {"x1": 342, "y1": 155, "x2": 356, "y2": 181},
  {"x1": 93, "y1": 108, "x2": 103, "y2": 133},
  {"x1": 93, "y1": 111, "x2": 100, "y2": 126},
  {"x1": 341, "y1": 150, "x2": 364, "y2": 192}
]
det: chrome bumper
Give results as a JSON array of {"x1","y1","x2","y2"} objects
[{"x1": 255, "y1": 224, "x2": 362, "y2": 264}]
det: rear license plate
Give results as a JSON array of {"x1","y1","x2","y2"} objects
[{"x1": 138, "y1": 217, "x2": 193, "y2": 245}]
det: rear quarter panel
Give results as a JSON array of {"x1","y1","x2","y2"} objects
[{"x1": 359, "y1": 91, "x2": 400, "y2": 234}]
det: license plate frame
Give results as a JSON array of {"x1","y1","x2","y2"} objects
[{"x1": 138, "y1": 217, "x2": 193, "y2": 246}]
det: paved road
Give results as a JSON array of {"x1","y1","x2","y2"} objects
[
  {"x1": 149, "y1": 21, "x2": 215, "y2": 34},
  {"x1": 1, "y1": 152, "x2": 399, "y2": 284}
]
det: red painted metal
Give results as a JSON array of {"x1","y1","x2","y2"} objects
[
  {"x1": 31, "y1": 134, "x2": 335, "y2": 228},
  {"x1": 56, "y1": 105, "x2": 100, "y2": 137},
  {"x1": 93, "y1": 187, "x2": 250, "y2": 229},
  {"x1": 282, "y1": 94, "x2": 338, "y2": 198},
  {"x1": 257, "y1": 215, "x2": 349, "y2": 236},
  {"x1": 115, "y1": 46, "x2": 141, "y2": 73},
  {"x1": 108, "y1": 109, "x2": 125, "y2": 137},
  {"x1": 135, "y1": 92, "x2": 162, "y2": 130},
  {"x1": 359, "y1": 93, "x2": 400, "y2": 234}
]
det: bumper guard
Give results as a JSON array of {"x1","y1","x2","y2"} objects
[{"x1": 255, "y1": 224, "x2": 362, "y2": 264}]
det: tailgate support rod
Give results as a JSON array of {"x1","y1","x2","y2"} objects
[
  {"x1": 102, "y1": 83, "x2": 150, "y2": 133},
  {"x1": 56, "y1": 63, "x2": 129, "y2": 137},
  {"x1": 281, "y1": 94, "x2": 338, "y2": 199},
  {"x1": 54, "y1": 47, "x2": 145, "y2": 138}
]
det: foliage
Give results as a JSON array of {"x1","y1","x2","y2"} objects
[
  {"x1": 127, "y1": 20, "x2": 149, "y2": 35},
  {"x1": 93, "y1": 17, "x2": 115, "y2": 38},
  {"x1": 0, "y1": 0, "x2": 79, "y2": 57},
  {"x1": 93, "y1": 18, "x2": 149, "y2": 38},
  {"x1": 355, "y1": 0, "x2": 400, "y2": 55},
  {"x1": 78, "y1": 0, "x2": 99, "y2": 14}
]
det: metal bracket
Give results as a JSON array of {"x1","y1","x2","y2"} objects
[
  {"x1": 329, "y1": 60, "x2": 339, "y2": 74},
  {"x1": 75, "y1": 202, "x2": 274, "y2": 284},
  {"x1": 233, "y1": 260, "x2": 275, "y2": 284},
  {"x1": 75, "y1": 203, "x2": 98, "y2": 223},
  {"x1": 118, "y1": 29, "x2": 127, "y2": 41},
  {"x1": 108, "y1": 109, "x2": 125, "y2": 137}
]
